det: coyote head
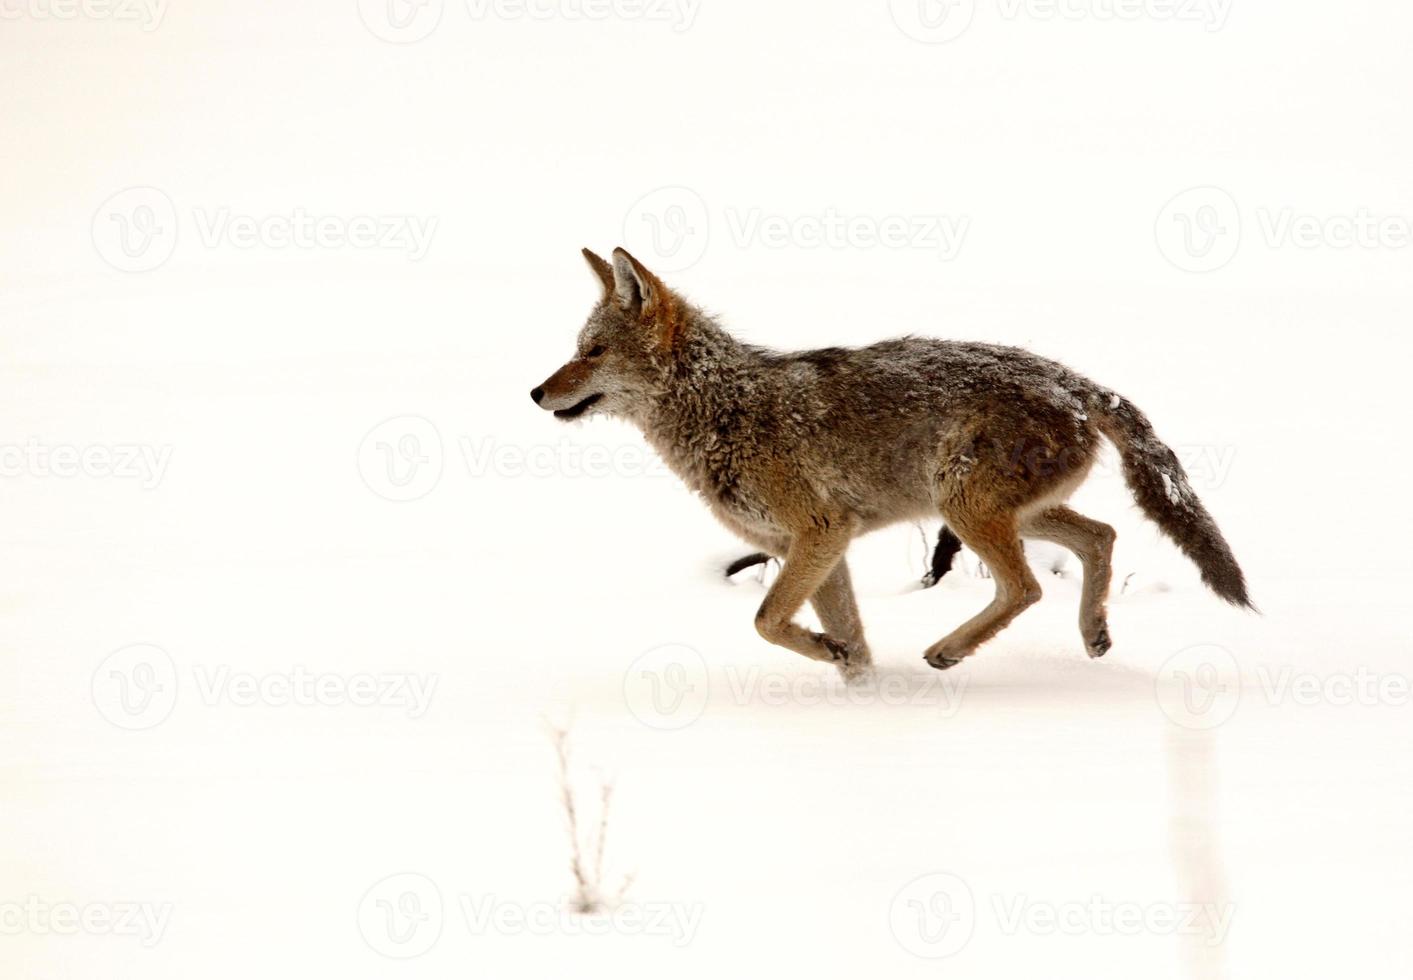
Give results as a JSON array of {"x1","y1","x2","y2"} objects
[{"x1": 530, "y1": 248, "x2": 687, "y2": 421}]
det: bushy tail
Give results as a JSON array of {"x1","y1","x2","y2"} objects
[{"x1": 1094, "y1": 394, "x2": 1253, "y2": 609}]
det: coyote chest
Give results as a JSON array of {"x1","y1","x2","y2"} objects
[{"x1": 648, "y1": 419, "x2": 786, "y2": 538}]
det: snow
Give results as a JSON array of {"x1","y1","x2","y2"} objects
[
  {"x1": 4, "y1": 3, "x2": 1413, "y2": 979},
  {"x1": 1161, "y1": 470, "x2": 1182, "y2": 504}
]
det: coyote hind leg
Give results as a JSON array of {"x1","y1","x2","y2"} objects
[
  {"x1": 924, "y1": 514, "x2": 1041, "y2": 670},
  {"x1": 1022, "y1": 506, "x2": 1116, "y2": 657}
]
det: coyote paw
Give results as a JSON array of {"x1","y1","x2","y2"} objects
[
  {"x1": 819, "y1": 634, "x2": 852, "y2": 665},
  {"x1": 838, "y1": 659, "x2": 873, "y2": 686},
  {"x1": 818, "y1": 635, "x2": 874, "y2": 685},
  {"x1": 924, "y1": 650, "x2": 967, "y2": 671},
  {"x1": 1086, "y1": 625, "x2": 1112, "y2": 658}
]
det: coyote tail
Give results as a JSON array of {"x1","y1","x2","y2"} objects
[{"x1": 1093, "y1": 392, "x2": 1253, "y2": 609}]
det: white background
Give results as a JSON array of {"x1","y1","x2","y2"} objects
[{"x1": 3, "y1": 1, "x2": 1411, "y2": 977}]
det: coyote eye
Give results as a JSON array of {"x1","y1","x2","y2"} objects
[{"x1": 586, "y1": 344, "x2": 607, "y2": 359}]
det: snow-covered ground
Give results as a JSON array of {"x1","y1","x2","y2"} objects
[{"x1": 4, "y1": 3, "x2": 1412, "y2": 978}]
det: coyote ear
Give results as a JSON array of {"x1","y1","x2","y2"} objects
[
  {"x1": 611, "y1": 247, "x2": 665, "y2": 317},
  {"x1": 582, "y1": 248, "x2": 614, "y2": 299},
  {"x1": 611, "y1": 247, "x2": 684, "y2": 350}
]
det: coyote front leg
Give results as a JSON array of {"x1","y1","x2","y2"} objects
[
  {"x1": 809, "y1": 560, "x2": 873, "y2": 681},
  {"x1": 753, "y1": 515, "x2": 861, "y2": 678}
]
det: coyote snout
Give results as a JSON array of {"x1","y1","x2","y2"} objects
[
  {"x1": 530, "y1": 356, "x2": 605, "y2": 420},
  {"x1": 535, "y1": 246, "x2": 1253, "y2": 681}
]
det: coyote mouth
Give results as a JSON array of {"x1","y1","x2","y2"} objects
[{"x1": 553, "y1": 393, "x2": 603, "y2": 419}]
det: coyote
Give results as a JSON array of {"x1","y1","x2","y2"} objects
[{"x1": 532, "y1": 248, "x2": 1252, "y2": 680}]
